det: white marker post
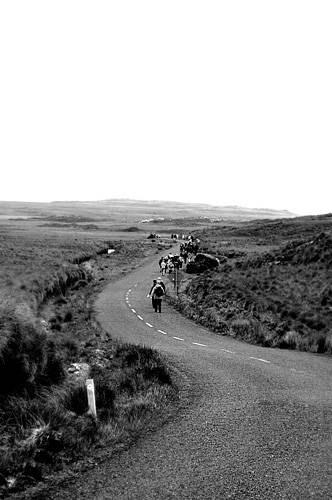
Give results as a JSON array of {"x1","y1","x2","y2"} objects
[{"x1": 86, "y1": 379, "x2": 97, "y2": 419}]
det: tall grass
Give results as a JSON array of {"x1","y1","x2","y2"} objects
[
  {"x1": 0, "y1": 226, "x2": 175, "y2": 494},
  {"x1": 171, "y1": 229, "x2": 332, "y2": 353},
  {"x1": 0, "y1": 305, "x2": 65, "y2": 397},
  {"x1": 0, "y1": 336, "x2": 174, "y2": 494}
]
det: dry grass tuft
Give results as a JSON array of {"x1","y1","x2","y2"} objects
[{"x1": 0, "y1": 341, "x2": 174, "y2": 494}]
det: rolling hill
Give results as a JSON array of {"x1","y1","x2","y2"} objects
[{"x1": 0, "y1": 199, "x2": 295, "y2": 222}]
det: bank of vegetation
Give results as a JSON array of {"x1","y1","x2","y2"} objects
[
  {"x1": 0, "y1": 227, "x2": 175, "y2": 496},
  {"x1": 171, "y1": 215, "x2": 332, "y2": 354}
]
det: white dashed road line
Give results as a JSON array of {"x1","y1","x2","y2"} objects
[
  {"x1": 249, "y1": 357, "x2": 271, "y2": 364},
  {"x1": 125, "y1": 288, "x2": 276, "y2": 362}
]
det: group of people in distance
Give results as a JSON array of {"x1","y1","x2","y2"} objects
[
  {"x1": 148, "y1": 235, "x2": 201, "y2": 314},
  {"x1": 147, "y1": 277, "x2": 166, "y2": 313},
  {"x1": 159, "y1": 253, "x2": 184, "y2": 275},
  {"x1": 180, "y1": 237, "x2": 200, "y2": 257}
]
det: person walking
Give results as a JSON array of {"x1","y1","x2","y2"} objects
[
  {"x1": 147, "y1": 279, "x2": 157, "y2": 311},
  {"x1": 160, "y1": 259, "x2": 166, "y2": 275},
  {"x1": 151, "y1": 279, "x2": 165, "y2": 313},
  {"x1": 157, "y1": 277, "x2": 166, "y2": 293}
]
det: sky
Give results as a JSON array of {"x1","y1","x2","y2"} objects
[{"x1": 0, "y1": 1, "x2": 331, "y2": 215}]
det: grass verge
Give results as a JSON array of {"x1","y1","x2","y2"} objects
[
  {"x1": 0, "y1": 226, "x2": 176, "y2": 497},
  {"x1": 0, "y1": 318, "x2": 175, "y2": 497},
  {"x1": 167, "y1": 217, "x2": 332, "y2": 354}
]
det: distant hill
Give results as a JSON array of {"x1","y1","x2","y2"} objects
[{"x1": 0, "y1": 199, "x2": 296, "y2": 223}]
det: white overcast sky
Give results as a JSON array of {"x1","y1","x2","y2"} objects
[{"x1": 0, "y1": 1, "x2": 331, "y2": 215}]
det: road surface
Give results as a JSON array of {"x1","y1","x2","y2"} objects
[{"x1": 59, "y1": 254, "x2": 332, "y2": 498}]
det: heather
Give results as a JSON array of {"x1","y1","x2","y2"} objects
[{"x1": 173, "y1": 216, "x2": 332, "y2": 353}]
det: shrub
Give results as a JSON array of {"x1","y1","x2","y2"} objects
[
  {"x1": 277, "y1": 330, "x2": 302, "y2": 350},
  {"x1": 143, "y1": 364, "x2": 171, "y2": 385},
  {"x1": 230, "y1": 319, "x2": 267, "y2": 345},
  {"x1": 316, "y1": 335, "x2": 328, "y2": 354},
  {"x1": 186, "y1": 261, "x2": 211, "y2": 274},
  {"x1": 323, "y1": 335, "x2": 332, "y2": 354},
  {"x1": 64, "y1": 383, "x2": 89, "y2": 415},
  {"x1": 59, "y1": 334, "x2": 80, "y2": 359},
  {"x1": 0, "y1": 306, "x2": 65, "y2": 396}
]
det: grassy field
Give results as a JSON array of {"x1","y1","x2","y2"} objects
[
  {"x1": 0, "y1": 201, "x2": 329, "y2": 495},
  {"x1": 170, "y1": 214, "x2": 332, "y2": 354},
  {"x1": 0, "y1": 218, "x2": 176, "y2": 496}
]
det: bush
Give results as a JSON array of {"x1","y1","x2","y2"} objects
[
  {"x1": 0, "y1": 306, "x2": 65, "y2": 396},
  {"x1": 278, "y1": 330, "x2": 302, "y2": 349},
  {"x1": 59, "y1": 334, "x2": 80, "y2": 359},
  {"x1": 230, "y1": 319, "x2": 267, "y2": 345},
  {"x1": 64, "y1": 383, "x2": 89, "y2": 415}
]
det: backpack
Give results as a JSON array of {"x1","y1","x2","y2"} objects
[{"x1": 153, "y1": 284, "x2": 164, "y2": 298}]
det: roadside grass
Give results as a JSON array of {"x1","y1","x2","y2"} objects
[
  {"x1": 0, "y1": 227, "x2": 157, "y2": 309},
  {"x1": 197, "y1": 213, "x2": 332, "y2": 246},
  {"x1": 0, "y1": 312, "x2": 175, "y2": 495},
  {"x1": 170, "y1": 216, "x2": 332, "y2": 354},
  {"x1": 0, "y1": 224, "x2": 176, "y2": 495},
  {"x1": 0, "y1": 231, "x2": 107, "y2": 309}
]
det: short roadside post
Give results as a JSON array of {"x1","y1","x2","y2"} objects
[{"x1": 86, "y1": 378, "x2": 97, "y2": 419}]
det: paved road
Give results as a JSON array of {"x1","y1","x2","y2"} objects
[{"x1": 68, "y1": 254, "x2": 332, "y2": 498}]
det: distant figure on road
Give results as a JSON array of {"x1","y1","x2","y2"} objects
[
  {"x1": 147, "y1": 279, "x2": 157, "y2": 311},
  {"x1": 160, "y1": 258, "x2": 166, "y2": 276},
  {"x1": 151, "y1": 279, "x2": 165, "y2": 313},
  {"x1": 157, "y1": 277, "x2": 166, "y2": 293}
]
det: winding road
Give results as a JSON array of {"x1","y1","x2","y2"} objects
[{"x1": 63, "y1": 253, "x2": 332, "y2": 498}]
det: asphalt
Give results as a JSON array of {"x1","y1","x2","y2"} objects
[{"x1": 50, "y1": 254, "x2": 332, "y2": 499}]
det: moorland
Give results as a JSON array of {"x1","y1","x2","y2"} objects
[
  {"x1": 171, "y1": 214, "x2": 332, "y2": 354},
  {"x1": 0, "y1": 202, "x2": 181, "y2": 496},
  {"x1": 0, "y1": 199, "x2": 327, "y2": 496}
]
